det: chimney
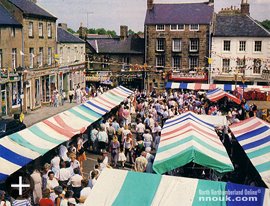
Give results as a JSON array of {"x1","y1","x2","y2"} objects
[
  {"x1": 208, "y1": 0, "x2": 214, "y2": 6},
  {"x1": 147, "y1": 0, "x2": 154, "y2": 10},
  {"x1": 58, "y1": 23, "x2": 68, "y2": 30},
  {"x1": 241, "y1": 0, "x2": 250, "y2": 15},
  {"x1": 120, "y1": 25, "x2": 128, "y2": 40},
  {"x1": 79, "y1": 23, "x2": 87, "y2": 40}
]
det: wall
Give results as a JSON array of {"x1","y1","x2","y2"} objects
[
  {"x1": 145, "y1": 24, "x2": 210, "y2": 70},
  {"x1": 23, "y1": 17, "x2": 56, "y2": 69},
  {"x1": 211, "y1": 36, "x2": 270, "y2": 80},
  {"x1": 0, "y1": 27, "x2": 23, "y2": 69},
  {"x1": 58, "y1": 42, "x2": 85, "y2": 66}
]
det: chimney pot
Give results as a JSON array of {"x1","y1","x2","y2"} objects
[
  {"x1": 58, "y1": 23, "x2": 68, "y2": 30},
  {"x1": 147, "y1": 0, "x2": 154, "y2": 10},
  {"x1": 120, "y1": 25, "x2": 128, "y2": 40},
  {"x1": 241, "y1": 0, "x2": 250, "y2": 15}
]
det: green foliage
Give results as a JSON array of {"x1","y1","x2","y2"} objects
[
  {"x1": 259, "y1": 19, "x2": 270, "y2": 31},
  {"x1": 67, "y1": 28, "x2": 75, "y2": 34}
]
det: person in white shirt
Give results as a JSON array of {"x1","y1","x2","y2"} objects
[
  {"x1": 51, "y1": 154, "x2": 61, "y2": 174},
  {"x1": 136, "y1": 119, "x2": 145, "y2": 136},
  {"x1": 0, "y1": 190, "x2": 11, "y2": 206},
  {"x1": 59, "y1": 144, "x2": 69, "y2": 162},
  {"x1": 68, "y1": 168, "x2": 83, "y2": 199},
  {"x1": 78, "y1": 179, "x2": 91, "y2": 204},
  {"x1": 90, "y1": 126, "x2": 99, "y2": 153},
  {"x1": 69, "y1": 153, "x2": 80, "y2": 176},
  {"x1": 55, "y1": 162, "x2": 71, "y2": 188},
  {"x1": 46, "y1": 171, "x2": 59, "y2": 202}
]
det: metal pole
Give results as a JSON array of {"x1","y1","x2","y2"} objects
[{"x1": 19, "y1": 73, "x2": 22, "y2": 113}]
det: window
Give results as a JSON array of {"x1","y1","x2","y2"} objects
[
  {"x1": 222, "y1": 59, "x2": 230, "y2": 73},
  {"x1": 0, "y1": 49, "x2": 2, "y2": 70},
  {"x1": 29, "y1": 22, "x2": 33, "y2": 37},
  {"x1": 189, "y1": 39, "x2": 199, "y2": 52},
  {"x1": 74, "y1": 47, "x2": 78, "y2": 61},
  {"x1": 223, "y1": 40, "x2": 231, "y2": 51},
  {"x1": 156, "y1": 56, "x2": 165, "y2": 67},
  {"x1": 67, "y1": 47, "x2": 70, "y2": 63},
  {"x1": 29, "y1": 48, "x2": 34, "y2": 68},
  {"x1": 237, "y1": 58, "x2": 246, "y2": 67},
  {"x1": 189, "y1": 57, "x2": 199, "y2": 69},
  {"x1": 81, "y1": 47, "x2": 84, "y2": 61},
  {"x1": 253, "y1": 59, "x2": 261, "y2": 74},
  {"x1": 38, "y1": 23, "x2": 43, "y2": 37},
  {"x1": 172, "y1": 39, "x2": 181, "y2": 52},
  {"x1": 172, "y1": 56, "x2": 181, "y2": 69},
  {"x1": 254, "y1": 41, "x2": 262, "y2": 52},
  {"x1": 189, "y1": 24, "x2": 199, "y2": 31},
  {"x1": 156, "y1": 25, "x2": 165, "y2": 31},
  {"x1": 239, "y1": 41, "x2": 246, "y2": 52},
  {"x1": 12, "y1": 48, "x2": 17, "y2": 69},
  {"x1": 38, "y1": 47, "x2": 43, "y2": 66},
  {"x1": 47, "y1": 22, "x2": 52, "y2": 38},
  {"x1": 48, "y1": 47, "x2": 52, "y2": 65},
  {"x1": 170, "y1": 24, "x2": 185, "y2": 31},
  {"x1": 60, "y1": 47, "x2": 63, "y2": 64},
  {"x1": 156, "y1": 39, "x2": 165, "y2": 51},
  {"x1": 11, "y1": 27, "x2": 15, "y2": 37}
]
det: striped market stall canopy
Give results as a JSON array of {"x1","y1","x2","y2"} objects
[
  {"x1": 153, "y1": 112, "x2": 233, "y2": 174},
  {"x1": 165, "y1": 82, "x2": 270, "y2": 92},
  {"x1": 0, "y1": 86, "x2": 133, "y2": 182},
  {"x1": 230, "y1": 117, "x2": 270, "y2": 188},
  {"x1": 84, "y1": 169, "x2": 270, "y2": 206},
  {"x1": 207, "y1": 88, "x2": 241, "y2": 104}
]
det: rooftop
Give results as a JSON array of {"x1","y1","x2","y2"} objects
[
  {"x1": 214, "y1": 14, "x2": 270, "y2": 37},
  {"x1": 87, "y1": 35, "x2": 144, "y2": 54},
  {"x1": 0, "y1": 4, "x2": 21, "y2": 27},
  {"x1": 57, "y1": 27, "x2": 85, "y2": 44},
  {"x1": 145, "y1": 3, "x2": 214, "y2": 25},
  {"x1": 8, "y1": 0, "x2": 57, "y2": 20}
]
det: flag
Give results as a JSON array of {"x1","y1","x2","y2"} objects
[{"x1": 20, "y1": 51, "x2": 25, "y2": 56}]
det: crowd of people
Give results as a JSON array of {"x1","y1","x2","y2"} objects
[{"x1": 0, "y1": 87, "x2": 265, "y2": 206}]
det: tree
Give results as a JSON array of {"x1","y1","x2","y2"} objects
[
  {"x1": 96, "y1": 28, "x2": 107, "y2": 35},
  {"x1": 107, "y1": 30, "x2": 117, "y2": 37},
  {"x1": 259, "y1": 19, "x2": 270, "y2": 31},
  {"x1": 87, "y1": 28, "x2": 96, "y2": 34},
  {"x1": 67, "y1": 28, "x2": 75, "y2": 34},
  {"x1": 128, "y1": 29, "x2": 135, "y2": 35}
]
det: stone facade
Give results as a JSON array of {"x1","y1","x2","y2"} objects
[
  {"x1": 145, "y1": 24, "x2": 210, "y2": 70},
  {"x1": 0, "y1": 27, "x2": 23, "y2": 70},
  {"x1": 23, "y1": 17, "x2": 57, "y2": 69}
]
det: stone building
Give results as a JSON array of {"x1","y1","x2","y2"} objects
[
  {"x1": 144, "y1": 0, "x2": 214, "y2": 90},
  {"x1": 84, "y1": 25, "x2": 145, "y2": 90},
  {"x1": 211, "y1": 0, "x2": 270, "y2": 86},
  {"x1": 0, "y1": 0, "x2": 58, "y2": 111},
  {"x1": 57, "y1": 23, "x2": 86, "y2": 93},
  {"x1": 0, "y1": 4, "x2": 23, "y2": 116}
]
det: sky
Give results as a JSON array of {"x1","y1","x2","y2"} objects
[{"x1": 37, "y1": 0, "x2": 270, "y2": 33}]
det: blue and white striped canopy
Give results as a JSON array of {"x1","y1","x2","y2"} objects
[
  {"x1": 0, "y1": 86, "x2": 133, "y2": 182},
  {"x1": 230, "y1": 117, "x2": 270, "y2": 188}
]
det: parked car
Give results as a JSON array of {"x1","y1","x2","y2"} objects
[{"x1": 0, "y1": 119, "x2": 26, "y2": 138}]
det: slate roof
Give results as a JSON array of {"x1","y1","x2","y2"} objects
[
  {"x1": 9, "y1": 0, "x2": 57, "y2": 20},
  {"x1": 87, "y1": 36, "x2": 145, "y2": 54},
  {"x1": 145, "y1": 3, "x2": 214, "y2": 25},
  {"x1": 57, "y1": 28, "x2": 85, "y2": 44},
  {"x1": 0, "y1": 4, "x2": 21, "y2": 27},
  {"x1": 214, "y1": 14, "x2": 270, "y2": 37}
]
